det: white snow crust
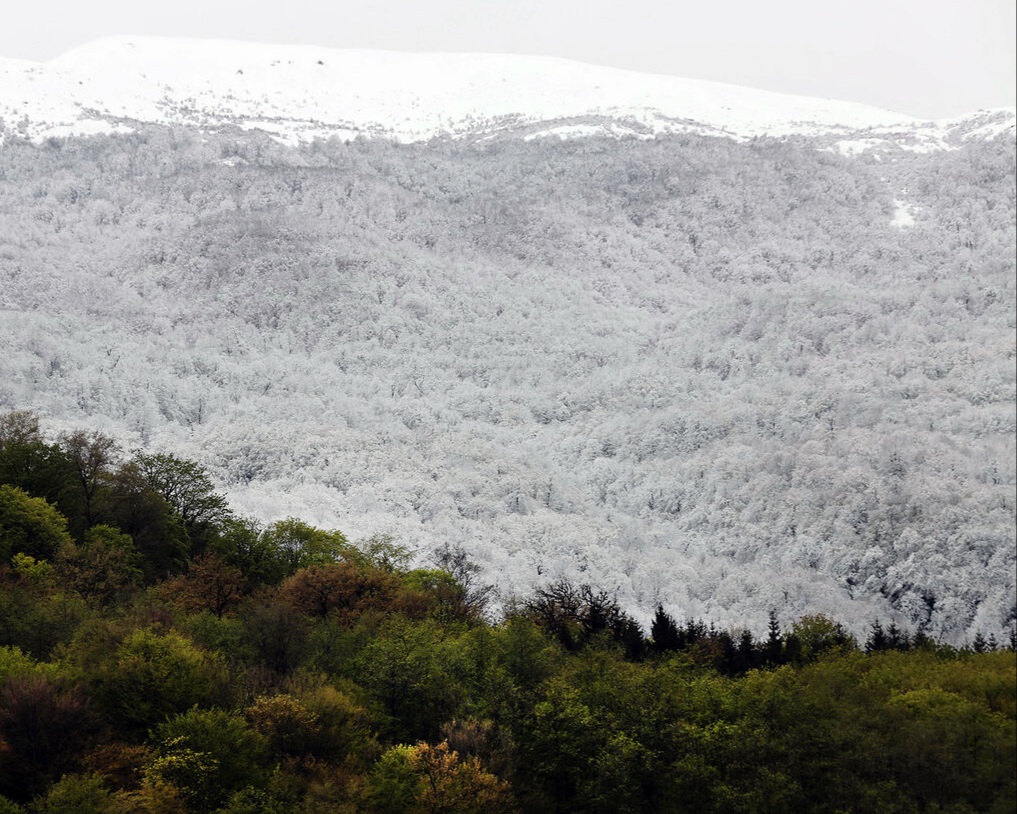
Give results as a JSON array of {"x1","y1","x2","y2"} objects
[{"x1": 2, "y1": 36, "x2": 1012, "y2": 147}]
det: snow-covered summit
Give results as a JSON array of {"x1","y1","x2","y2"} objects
[{"x1": 1, "y1": 36, "x2": 1014, "y2": 147}]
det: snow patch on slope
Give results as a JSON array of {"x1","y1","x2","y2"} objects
[
  {"x1": 0, "y1": 36, "x2": 913, "y2": 143},
  {"x1": 891, "y1": 200, "x2": 917, "y2": 228},
  {"x1": 1, "y1": 37, "x2": 1013, "y2": 150}
]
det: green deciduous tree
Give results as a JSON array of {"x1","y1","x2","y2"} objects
[
  {"x1": 26, "y1": 773, "x2": 116, "y2": 814},
  {"x1": 209, "y1": 517, "x2": 285, "y2": 587},
  {"x1": 0, "y1": 411, "x2": 73, "y2": 516},
  {"x1": 366, "y1": 741, "x2": 518, "y2": 814},
  {"x1": 103, "y1": 464, "x2": 188, "y2": 582},
  {"x1": 146, "y1": 708, "x2": 269, "y2": 813},
  {"x1": 59, "y1": 430, "x2": 119, "y2": 535},
  {"x1": 355, "y1": 617, "x2": 459, "y2": 741},
  {"x1": 93, "y1": 629, "x2": 228, "y2": 732},
  {"x1": 0, "y1": 485, "x2": 73, "y2": 565},
  {"x1": 56, "y1": 524, "x2": 143, "y2": 606},
  {"x1": 132, "y1": 452, "x2": 231, "y2": 555},
  {"x1": 262, "y1": 519, "x2": 350, "y2": 577}
]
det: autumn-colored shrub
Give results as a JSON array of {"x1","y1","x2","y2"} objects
[
  {"x1": 365, "y1": 741, "x2": 518, "y2": 814},
  {"x1": 279, "y1": 562, "x2": 401, "y2": 622},
  {"x1": 156, "y1": 553, "x2": 244, "y2": 617}
]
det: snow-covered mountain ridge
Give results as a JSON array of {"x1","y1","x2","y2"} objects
[{"x1": 2, "y1": 36, "x2": 1014, "y2": 148}]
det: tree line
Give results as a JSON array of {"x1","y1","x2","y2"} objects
[{"x1": 1, "y1": 410, "x2": 1015, "y2": 812}]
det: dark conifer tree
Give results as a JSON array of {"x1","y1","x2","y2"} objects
[
  {"x1": 764, "y1": 610, "x2": 783, "y2": 665},
  {"x1": 683, "y1": 619, "x2": 708, "y2": 652},
  {"x1": 866, "y1": 621, "x2": 888, "y2": 653},
  {"x1": 886, "y1": 623, "x2": 910, "y2": 652},
  {"x1": 735, "y1": 628, "x2": 757, "y2": 672},
  {"x1": 911, "y1": 630, "x2": 934, "y2": 651},
  {"x1": 650, "y1": 605, "x2": 681, "y2": 653},
  {"x1": 783, "y1": 632, "x2": 803, "y2": 666},
  {"x1": 617, "y1": 616, "x2": 647, "y2": 661},
  {"x1": 716, "y1": 630, "x2": 738, "y2": 674}
]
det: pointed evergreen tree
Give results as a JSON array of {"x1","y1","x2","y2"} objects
[
  {"x1": 887, "y1": 623, "x2": 910, "y2": 652},
  {"x1": 716, "y1": 630, "x2": 738, "y2": 675},
  {"x1": 650, "y1": 605, "x2": 680, "y2": 653},
  {"x1": 763, "y1": 610, "x2": 783, "y2": 665},
  {"x1": 911, "y1": 630, "x2": 934, "y2": 651},
  {"x1": 617, "y1": 616, "x2": 647, "y2": 662},
  {"x1": 865, "y1": 621, "x2": 888, "y2": 653},
  {"x1": 684, "y1": 619, "x2": 708, "y2": 648},
  {"x1": 783, "y1": 631, "x2": 803, "y2": 666},
  {"x1": 736, "y1": 628, "x2": 757, "y2": 672}
]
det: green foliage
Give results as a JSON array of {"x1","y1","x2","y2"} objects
[
  {"x1": 0, "y1": 795, "x2": 23, "y2": 814},
  {"x1": 56, "y1": 525, "x2": 142, "y2": 606},
  {"x1": 132, "y1": 452, "x2": 231, "y2": 555},
  {"x1": 147, "y1": 708, "x2": 269, "y2": 813},
  {"x1": 300, "y1": 683, "x2": 378, "y2": 764},
  {"x1": 262, "y1": 519, "x2": 351, "y2": 577},
  {"x1": 447, "y1": 618, "x2": 561, "y2": 726},
  {"x1": 354, "y1": 616, "x2": 459, "y2": 741},
  {"x1": 27, "y1": 773, "x2": 115, "y2": 814},
  {"x1": 789, "y1": 614, "x2": 856, "y2": 664},
  {"x1": 102, "y1": 464, "x2": 189, "y2": 582},
  {"x1": 10, "y1": 553, "x2": 52, "y2": 585},
  {"x1": 578, "y1": 732, "x2": 656, "y2": 814},
  {"x1": 243, "y1": 683, "x2": 378, "y2": 766},
  {"x1": 364, "y1": 745, "x2": 417, "y2": 814},
  {"x1": 0, "y1": 412, "x2": 73, "y2": 520},
  {"x1": 209, "y1": 517, "x2": 286, "y2": 586},
  {"x1": 215, "y1": 786, "x2": 293, "y2": 814},
  {"x1": 176, "y1": 611, "x2": 249, "y2": 664},
  {"x1": 0, "y1": 485, "x2": 73, "y2": 564},
  {"x1": 58, "y1": 430, "x2": 119, "y2": 536},
  {"x1": 523, "y1": 684, "x2": 602, "y2": 804},
  {"x1": 365, "y1": 741, "x2": 518, "y2": 814},
  {"x1": 0, "y1": 577, "x2": 86, "y2": 659},
  {"x1": 93, "y1": 629, "x2": 228, "y2": 732},
  {"x1": 244, "y1": 694, "x2": 320, "y2": 759},
  {"x1": 0, "y1": 646, "x2": 40, "y2": 684},
  {"x1": 237, "y1": 599, "x2": 310, "y2": 675},
  {"x1": 354, "y1": 533, "x2": 412, "y2": 574},
  {"x1": 0, "y1": 419, "x2": 1013, "y2": 812}
]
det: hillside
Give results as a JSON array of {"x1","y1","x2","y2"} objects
[
  {"x1": 0, "y1": 40, "x2": 1014, "y2": 641},
  {"x1": 2, "y1": 37, "x2": 1013, "y2": 147}
]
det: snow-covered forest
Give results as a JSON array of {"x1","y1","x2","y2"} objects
[{"x1": 0, "y1": 124, "x2": 1014, "y2": 640}]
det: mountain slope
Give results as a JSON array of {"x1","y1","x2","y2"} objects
[
  {"x1": 1, "y1": 37, "x2": 1013, "y2": 148},
  {"x1": 0, "y1": 39, "x2": 1014, "y2": 641},
  {"x1": 0, "y1": 124, "x2": 1013, "y2": 640}
]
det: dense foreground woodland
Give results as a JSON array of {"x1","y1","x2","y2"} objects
[{"x1": 0, "y1": 411, "x2": 1014, "y2": 813}]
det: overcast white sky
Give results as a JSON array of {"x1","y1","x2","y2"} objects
[{"x1": 3, "y1": 0, "x2": 1014, "y2": 119}]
